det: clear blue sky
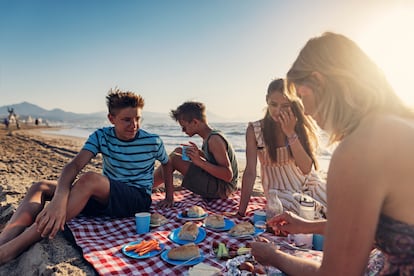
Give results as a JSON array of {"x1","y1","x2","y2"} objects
[{"x1": 1, "y1": 0, "x2": 413, "y2": 121}]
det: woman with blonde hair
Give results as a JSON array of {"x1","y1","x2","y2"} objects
[
  {"x1": 251, "y1": 32, "x2": 414, "y2": 275},
  {"x1": 236, "y1": 78, "x2": 327, "y2": 219}
]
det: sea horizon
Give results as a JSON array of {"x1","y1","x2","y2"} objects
[{"x1": 42, "y1": 121, "x2": 332, "y2": 174}]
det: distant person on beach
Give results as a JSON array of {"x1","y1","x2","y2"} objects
[
  {"x1": 235, "y1": 78, "x2": 327, "y2": 219},
  {"x1": 0, "y1": 89, "x2": 170, "y2": 264},
  {"x1": 251, "y1": 32, "x2": 414, "y2": 275},
  {"x1": 3, "y1": 118, "x2": 9, "y2": 129},
  {"x1": 154, "y1": 101, "x2": 239, "y2": 207}
]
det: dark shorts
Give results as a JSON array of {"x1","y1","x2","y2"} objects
[
  {"x1": 182, "y1": 164, "x2": 236, "y2": 199},
  {"x1": 81, "y1": 179, "x2": 151, "y2": 218}
]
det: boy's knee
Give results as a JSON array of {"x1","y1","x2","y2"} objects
[
  {"x1": 30, "y1": 180, "x2": 54, "y2": 192},
  {"x1": 76, "y1": 172, "x2": 100, "y2": 185}
]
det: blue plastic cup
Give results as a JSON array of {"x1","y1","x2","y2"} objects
[
  {"x1": 313, "y1": 234, "x2": 324, "y2": 251},
  {"x1": 253, "y1": 209, "x2": 267, "y2": 224},
  {"x1": 182, "y1": 146, "x2": 191, "y2": 161},
  {"x1": 135, "y1": 212, "x2": 150, "y2": 234}
]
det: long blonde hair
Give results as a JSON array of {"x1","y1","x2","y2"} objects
[{"x1": 287, "y1": 32, "x2": 414, "y2": 143}]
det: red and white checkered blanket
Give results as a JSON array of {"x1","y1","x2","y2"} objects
[{"x1": 67, "y1": 189, "x2": 322, "y2": 275}]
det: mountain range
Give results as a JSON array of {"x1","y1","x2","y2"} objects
[{"x1": 0, "y1": 101, "x2": 232, "y2": 124}]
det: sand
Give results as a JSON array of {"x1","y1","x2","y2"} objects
[{"x1": 0, "y1": 125, "x2": 262, "y2": 275}]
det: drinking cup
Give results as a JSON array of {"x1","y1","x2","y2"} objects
[
  {"x1": 253, "y1": 209, "x2": 267, "y2": 224},
  {"x1": 182, "y1": 145, "x2": 191, "y2": 161},
  {"x1": 313, "y1": 234, "x2": 324, "y2": 251},
  {"x1": 135, "y1": 212, "x2": 151, "y2": 234}
]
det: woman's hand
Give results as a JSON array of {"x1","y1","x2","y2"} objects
[
  {"x1": 268, "y1": 211, "x2": 310, "y2": 235},
  {"x1": 279, "y1": 107, "x2": 297, "y2": 137},
  {"x1": 250, "y1": 242, "x2": 279, "y2": 266}
]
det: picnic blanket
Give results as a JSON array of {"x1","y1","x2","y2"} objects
[{"x1": 66, "y1": 189, "x2": 382, "y2": 275}]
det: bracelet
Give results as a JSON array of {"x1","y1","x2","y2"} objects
[{"x1": 288, "y1": 133, "x2": 298, "y2": 145}]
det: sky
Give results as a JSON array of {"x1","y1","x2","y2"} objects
[{"x1": 1, "y1": 0, "x2": 413, "y2": 121}]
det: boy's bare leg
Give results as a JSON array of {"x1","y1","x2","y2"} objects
[
  {"x1": 0, "y1": 172, "x2": 110, "y2": 265},
  {"x1": 0, "y1": 180, "x2": 56, "y2": 246},
  {"x1": 0, "y1": 223, "x2": 42, "y2": 264}
]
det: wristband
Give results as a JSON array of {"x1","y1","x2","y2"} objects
[{"x1": 288, "y1": 133, "x2": 298, "y2": 145}]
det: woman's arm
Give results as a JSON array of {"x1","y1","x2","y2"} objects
[
  {"x1": 238, "y1": 124, "x2": 258, "y2": 216},
  {"x1": 279, "y1": 108, "x2": 313, "y2": 174},
  {"x1": 252, "y1": 127, "x2": 385, "y2": 275}
]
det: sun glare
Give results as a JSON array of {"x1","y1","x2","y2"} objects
[{"x1": 357, "y1": 7, "x2": 414, "y2": 107}]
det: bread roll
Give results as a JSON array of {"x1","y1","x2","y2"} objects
[
  {"x1": 187, "y1": 206, "x2": 205, "y2": 217},
  {"x1": 167, "y1": 243, "x2": 200, "y2": 261},
  {"x1": 150, "y1": 213, "x2": 168, "y2": 226},
  {"x1": 204, "y1": 214, "x2": 225, "y2": 228},
  {"x1": 178, "y1": 222, "x2": 199, "y2": 241},
  {"x1": 229, "y1": 221, "x2": 255, "y2": 236}
]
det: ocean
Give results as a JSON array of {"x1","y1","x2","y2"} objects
[{"x1": 43, "y1": 121, "x2": 332, "y2": 173}]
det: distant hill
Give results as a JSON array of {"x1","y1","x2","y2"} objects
[{"x1": 0, "y1": 102, "x2": 233, "y2": 124}]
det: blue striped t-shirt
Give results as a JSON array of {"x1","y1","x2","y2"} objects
[{"x1": 82, "y1": 127, "x2": 169, "y2": 195}]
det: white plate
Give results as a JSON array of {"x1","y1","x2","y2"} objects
[
  {"x1": 160, "y1": 249, "x2": 204, "y2": 266},
  {"x1": 121, "y1": 240, "x2": 165, "y2": 259},
  {"x1": 177, "y1": 212, "x2": 208, "y2": 221},
  {"x1": 203, "y1": 218, "x2": 235, "y2": 232},
  {"x1": 169, "y1": 227, "x2": 206, "y2": 245}
]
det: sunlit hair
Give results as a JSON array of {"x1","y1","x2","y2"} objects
[
  {"x1": 263, "y1": 78, "x2": 319, "y2": 169},
  {"x1": 106, "y1": 88, "x2": 145, "y2": 115},
  {"x1": 170, "y1": 101, "x2": 207, "y2": 123},
  {"x1": 287, "y1": 32, "x2": 414, "y2": 144}
]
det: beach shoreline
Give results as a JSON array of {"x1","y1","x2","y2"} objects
[{"x1": 0, "y1": 125, "x2": 262, "y2": 275}]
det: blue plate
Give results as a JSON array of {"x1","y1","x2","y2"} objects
[
  {"x1": 176, "y1": 212, "x2": 208, "y2": 221},
  {"x1": 203, "y1": 218, "x2": 235, "y2": 232},
  {"x1": 122, "y1": 240, "x2": 165, "y2": 259},
  {"x1": 160, "y1": 249, "x2": 204, "y2": 266},
  {"x1": 169, "y1": 227, "x2": 206, "y2": 245},
  {"x1": 229, "y1": 227, "x2": 266, "y2": 239}
]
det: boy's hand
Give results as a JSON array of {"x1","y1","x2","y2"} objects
[
  {"x1": 35, "y1": 199, "x2": 67, "y2": 239},
  {"x1": 157, "y1": 198, "x2": 174, "y2": 208}
]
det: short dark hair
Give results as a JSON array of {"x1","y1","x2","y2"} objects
[
  {"x1": 170, "y1": 101, "x2": 206, "y2": 123},
  {"x1": 106, "y1": 88, "x2": 145, "y2": 115}
]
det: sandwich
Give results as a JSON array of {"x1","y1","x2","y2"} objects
[
  {"x1": 229, "y1": 221, "x2": 255, "y2": 237},
  {"x1": 187, "y1": 206, "x2": 206, "y2": 218},
  {"x1": 167, "y1": 243, "x2": 200, "y2": 261},
  {"x1": 204, "y1": 214, "x2": 225, "y2": 228},
  {"x1": 150, "y1": 213, "x2": 168, "y2": 226},
  {"x1": 178, "y1": 222, "x2": 199, "y2": 241},
  {"x1": 188, "y1": 263, "x2": 221, "y2": 276}
]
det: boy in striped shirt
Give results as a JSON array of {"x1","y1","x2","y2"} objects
[{"x1": 0, "y1": 89, "x2": 170, "y2": 264}]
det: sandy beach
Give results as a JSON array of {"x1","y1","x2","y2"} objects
[{"x1": 0, "y1": 125, "x2": 262, "y2": 275}]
